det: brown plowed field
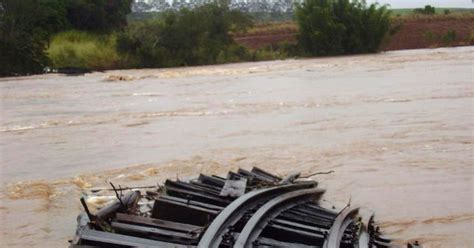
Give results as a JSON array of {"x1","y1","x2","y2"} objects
[
  {"x1": 234, "y1": 33, "x2": 297, "y2": 49},
  {"x1": 234, "y1": 16, "x2": 474, "y2": 51}
]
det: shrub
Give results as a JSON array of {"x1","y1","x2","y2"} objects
[
  {"x1": 245, "y1": 40, "x2": 299, "y2": 62},
  {"x1": 414, "y1": 5, "x2": 436, "y2": 15},
  {"x1": 0, "y1": 32, "x2": 49, "y2": 76},
  {"x1": 423, "y1": 31, "x2": 435, "y2": 42},
  {"x1": 295, "y1": 0, "x2": 391, "y2": 56},
  {"x1": 117, "y1": 3, "x2": 253, "y2": 68},
  {"x1": 47, "y1": 31, "x2": 125, "y2": 70},
  {"x1": 442, "y1": 29, "x2": 456, "y2": 45}
]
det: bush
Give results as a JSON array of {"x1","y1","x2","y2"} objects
[
  {"x1": 47, "y1": 31, "x2": 125, "y2": 70},
  {"x1": 117, "y1": 3, "x2": 253, "y2": 68},
  {"x1": 442, "y1": 29, "x2": 456, "y2": 45},
  {"x1": 414, "y1": 5, "x2": 436, "y2": 15},
  {"x1": 250, "y1": 41, "x2": 300, "y2": 61},
  {"x1": 0, "y1": 32, "x2": 50, "y2": 76},
  {"x1": 423, "y1": 31, "x2": 435, "y2": 42},
  {"x1": 295, "y1": 0, "x2": 391, "y2": 56}
]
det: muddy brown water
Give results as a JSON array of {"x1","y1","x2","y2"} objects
[{"x1": 0, "y1": 47, "x2": 473, "y2": 247}]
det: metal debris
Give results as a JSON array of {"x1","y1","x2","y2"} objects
[{"x1": 70, "y1": 167, "x2": 418, "y2": 247}]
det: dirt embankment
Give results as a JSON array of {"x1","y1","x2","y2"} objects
[{"x1": 234, "y1": 16, "x2": 474, "y2": 51}]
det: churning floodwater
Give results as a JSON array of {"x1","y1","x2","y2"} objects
[{"x1": 0, "y1": 47, "x2": 473, "y2": 247}]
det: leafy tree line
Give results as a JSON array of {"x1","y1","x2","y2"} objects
[
  {"x1": 0, "y1": 0, "x2": 131, "y2": 76},
  {"x1": 1, "y1": 0, "x2": 393, "y2": 76},
  {"x1": 117, "y1": 3, "x2": 252, "y2": 68},
  {"x1": 413, "y1": 5, "x2": 436, "y2": 15}
]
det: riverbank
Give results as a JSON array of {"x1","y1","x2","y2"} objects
[{"x1": 42, "y1": 15, "x2": 474, "y2": 76}]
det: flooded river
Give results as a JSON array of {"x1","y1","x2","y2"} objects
[{"x1": 0, "y1": 47, "x2": 473, "y2": 247}]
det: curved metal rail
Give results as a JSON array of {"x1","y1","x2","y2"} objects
[
  {"x1": 323, "y1": 206, "x2": 360, "y2": 248},
  {"x1": 357, "y1": 214, "x2": 371, "y2": 248},
  {"x1": 197, "y1": 182, "x2": 316, "y2": 248},
  {"x1": 234, "y1": 188, "x2": 326, "y2": 248}
]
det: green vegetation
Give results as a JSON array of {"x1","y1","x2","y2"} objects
[
  {"x1": 117, "y1": 3, "x2": 253, "y2": 68},
  {"x1": 414, "y1": 5, "x2": 436, "y2": 15},
  {"x1": 47, "y1": 31, "x2": 124, "y2": 70},
  {"x1": 295, "y1": 0, "x2": 391, "y2": 56},
  {"x1": 66, "y1": 0, "x2": 132, "y2": 32},
  {"x1": 127, "y1": 11, "x2": 166, "y2": 22},
  {"x1": 423, "y1": 31, "x2": 436, "y2": 43},
  {"x1": 423, "y1": 29, "x2": 459, "y2": 46},
  {"x1": 442, "y1": 29, "x2": 457, "y2": 45},
  {"x1": 2, "y1": 0, "x2": 471, "y2": 76},
  {"x1": 0, "y1": 0, "x2": 395, "y2": 75},
  {"x1": 0, "y1": 0, "x2": 64, "y2": 76},
  {"x1": 0, "y1": 0, "x2": 132, "y2": 76}
]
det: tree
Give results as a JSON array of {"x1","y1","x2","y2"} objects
[
  {"x1": 117, "y1": 2, "x2": 252, "y2": 68},
  {"x1": 66, "y1": 0, "x2": 132, "y2": 32},
  {"x1": 0, "y1": 0, "x2": 133, "y2": 76},
  {"x1": 413, "y1": 5, "x2": 436, "y2": 15},
  {"x1": 295, "y1": 0, "x2": 391, "y2": 56},
  {"x1": 0, "y1": 0, "x2": 68, "y2": 76}
]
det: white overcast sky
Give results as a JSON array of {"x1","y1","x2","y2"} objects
[{"x1": 366, "y1": 0, "x2": 473, "y2": 8}]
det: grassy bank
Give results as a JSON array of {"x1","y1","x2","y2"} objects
[
  {"x1": 47, "y1": 31, "x2": 128, "y2": 71},
  {"x1": 46, "y1": 6, "x2": 290, "y2": 71},
  {"x1": 47, "y1": 15, "x2": 474, "y2": 72},
  {"x1": 46, "y1": 5, "x2": 473, "y2": 73}
]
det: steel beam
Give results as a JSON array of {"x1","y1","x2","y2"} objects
[
  {"x1": 234, "y1": 188, "x2": 326, "y2": 248},
  {"x1": 197, "y1": 182, "x2": 316, "y2": 248},
  {"x1": 77, "y1": 227, "x2": 192, "y2": 248},
  {"x1": 323, "y1": 206, "x2": 360, "y2": 248}
]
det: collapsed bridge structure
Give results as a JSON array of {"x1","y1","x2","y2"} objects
[{"x1": 70, "y1": 167, "x2": 421, "y2": 248}]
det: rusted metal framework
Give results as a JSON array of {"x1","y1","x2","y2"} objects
[{"x1": 70, "y1": 167, "x2": 420, "y2": 248}]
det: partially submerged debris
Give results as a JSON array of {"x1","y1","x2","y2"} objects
[
  {"x1": 70, "y1": 167, "x2": 421, "y2": 247},
  {"x1": 57, "y1": 67, "x2": 93, "y2": 76},
  {"x1": 103, "y1": 75, "x2": 136, "y2": 82}
]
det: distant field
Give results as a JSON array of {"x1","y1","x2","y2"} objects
[
  {"x1": 391, "y1": 8, "x2": 474, "y2": 16},
  {"x1": 234, "y1": 15, "x2": 474, "y2": 51},
  {"x1": 128, "y1": 8, "x2": 474, "y2": 23}
]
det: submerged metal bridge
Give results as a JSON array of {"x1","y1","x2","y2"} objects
[{"x1": 70, "y1": 167, "x2": 421, "y2": 247}]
